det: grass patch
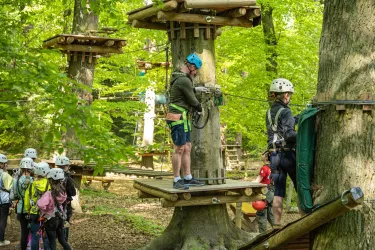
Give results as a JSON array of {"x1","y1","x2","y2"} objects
[
  {"x1": 91, "y1": 205, "x2": 164, "y2": 236},
  {"x1": 80, "y1": 188, "x2": 118, "y2": 198}
]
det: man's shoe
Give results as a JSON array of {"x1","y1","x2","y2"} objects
[
  {"x1": 185, "y1": 178, "x2": 205, "y2": 186},
  {"x1": 0, "y1": 240, "x2": 10, "y2": 246},
  {"x1": 173, "y1": 180, "x2": 189, "y2": 190}
]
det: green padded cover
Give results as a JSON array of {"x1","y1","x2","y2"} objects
[{"x1": 296, "y1": 107, "x2": 319, "y2": 213}]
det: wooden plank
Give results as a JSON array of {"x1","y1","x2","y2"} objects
[
  {"x1": 184, "y1": 0, "x2": 256, "y2": 9},
  {"x1": 132, "y1": 20, "x2": 167, "y2": 31},
  {"x1": 157, "y1": 11, "x2": 253, "y2": 28},
  {"x1": 134, "y1": 179, "x2": 267, "y2": 194},
  {"x1": 81, "y1": 52, "x2": 86, "y2": 63},
  {"x1": 194, "y1": 23, "x2": 199, "y2": 37},
  {"x1": 128, "y1": 0, "x2": 178, "y2": 22},
  {"x1": 170, "y1": 21, "x2": 175, "y2": 39},
  {"x1": 180, "y1": 22, "x2": 186, "y2": 39},
  {"x1": 53, "y1": 44, "x2": 123, "y2": 54},
  {"x1": 205, "y1": 24, "x2": 211, "y2": 40},
  {"x1": 88, "y1": 52, "x2": 93, "y2": 64},
  {"x1": 134, "y1": 182, "x2": 178, "y2": 201}
]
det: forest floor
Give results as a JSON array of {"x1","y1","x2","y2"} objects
[{"x1": 2, "y1": 174, "x2": 300, "y2": 250}]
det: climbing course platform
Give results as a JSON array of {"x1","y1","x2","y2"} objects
[
  {"x1": 134, "y1": 178, "x2": 267, "y2": 208},
  {"x1": 127, "y1": 0, "x2": 261, "y2": 38},
  {"x1": 43, "y1": 34, "x2": 127, "y2": 63}
]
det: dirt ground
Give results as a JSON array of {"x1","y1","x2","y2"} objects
[{"x1": 2, "y1": 175, "x2": 300, "y2": 250}]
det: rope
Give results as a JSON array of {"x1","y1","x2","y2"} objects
[{"x1": 313, "y1": 100, "x2": 375, "y2": 105}]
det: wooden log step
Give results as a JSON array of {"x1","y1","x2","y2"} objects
[
  {"x1": 161, "y1": 194, "x2": 265, "y2": 208},
  {"x1": 134, "y1": 182, "x2": 178, "y2": 201}
]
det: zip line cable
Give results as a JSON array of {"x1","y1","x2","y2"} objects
[{"x1": 222, "y1": 92, "x2": 308, "y2": 108}]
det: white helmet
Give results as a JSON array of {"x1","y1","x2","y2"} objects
[
  {"x1": 0, "y1": 154, "x2": 7, "y2": 163},
  {"x1": 24, "y1": 148, "x2": 37, "y2": 159},
  {"x1": 47, "y1": 168, "x2": 65, "y2": 180},
  {"x1": 34, "y1": 162, "x2": 50, "y2": 177},
  {"x1": 55, "y1": 156, "x2": 70, "y2": 166},
  {"x1": 20, "y1": 157, "x2": 34, "y2": 170},
  {"x1": 269, "y1": 78, "x2": 294, "y2": 93}
]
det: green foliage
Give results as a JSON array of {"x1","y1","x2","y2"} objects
[{"x1": 0, "y1": 0, "x2": 323, "y2": 165}]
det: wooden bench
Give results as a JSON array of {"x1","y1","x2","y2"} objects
[{"x1": 83, "y1": 176, "x2": 115, "y2": 190}]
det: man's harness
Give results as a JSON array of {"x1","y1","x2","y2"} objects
[{"x1": 168, "y1": 103, "x2": 191, "y2": 132}]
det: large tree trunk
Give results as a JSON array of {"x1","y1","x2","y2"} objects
[
  {"x1": 65, "y1": 0, "x2": 99, "y2": 159},
  {"x1": 142, "y1": 23, "x2": 253, "y2": 250},
  {"x1": 312, "y1": 1, "x2": 375, "y2": 249}
]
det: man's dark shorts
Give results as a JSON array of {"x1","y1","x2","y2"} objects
[
  {"x1": 166, "y1": 121, "x2": 190, "y2": 146},
  {"x1": 270, "y1": 151, "x2": 297, "y2": 198}
]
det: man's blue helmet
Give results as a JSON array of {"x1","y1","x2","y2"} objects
[{"x1": 186, "y1": 53, "x2": 202, "y2": 69}]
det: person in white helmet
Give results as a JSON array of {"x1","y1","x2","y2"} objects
[
  {"x1": 37, "y1": 168, "x2": 72, "y2": 250},
  {"x1": 24, "y1": 162, "x2": 51, "y2": 250},
  {"x1": 266, "y1": 78, "x2": 298, "y2": 227},
  {"x1": 24, "y1": 148, "x2": 37, "y2": 161},
  {"x1": 13, "y1": 157, "x2": 34, "y2": 250},
  {"x1": 0, "y1": 154, "x2": 13, "y2": 247},
  {"x1": 55, "y1": 156, "x2": 76, "y2": 242}
]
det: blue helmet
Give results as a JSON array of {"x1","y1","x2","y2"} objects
[{"x1": 186, "y1": 53, "x2": 202, "y2": 69}]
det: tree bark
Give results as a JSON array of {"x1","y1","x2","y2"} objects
[
  {"x1": 141, "y1": 22, "x2": 253, "y2": 250},
  {"x1": 261, "y1": 3, "x2": 277, "y2": 78},
  {"x1": 65, "y1": 0, "x2": 99, "y2": 159},
  {"x1": 312, "y1": 1, "x2": 375, "y2": 249}
]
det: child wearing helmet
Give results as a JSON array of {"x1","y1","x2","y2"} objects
[
  {"x1": 266, "y1": 78, "x2": 298, "y2": 227},
  {"x1": 24, "y1": 148, "x2": 37, "y2": 161},
  {"x1": 0, "y1": 154, "x2": 13, "y2": 246},
  {"x1": 166, "y1": 53, "x2": 207, "y2": 189},
  {"x1": 37, "y1": 168, "x2": 72, "y2": 250},
  {"x1": 55, "y1": 156, "x2": 76, "y2": 242},
  {"x1": 12, "y1": 157, "x2": 34, "y2": 250},
  {"x1": 252, "y1": 152, "x2": 275, "y2": 233},
  {"x1": 24, "y1": 162, "x2": 51, "y2": 250}
]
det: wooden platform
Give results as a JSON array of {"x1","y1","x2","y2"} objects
[
  {"x1": 134, "y1": 179, "x2": 267, "y2": 208},
  {"x1": 134, "y1": 179, "x2": 266, "y2": 194}
]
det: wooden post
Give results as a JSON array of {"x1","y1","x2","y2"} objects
[
  {"x1": 66, "y1": 36, "x2": 75, "y2": 44},
  {"x1": 157, "y1": 11, "x2": 253, "y2": 28},
  {"x1": 253, "y1": 186, "x2": 268, "y2": 195},
  {"x1": 227, "y1": 8, "x2": 247, "y2": 18},
  {"x1": 245, "y1": 8, "x2": 261, "y2": 19},
  {"x1": 239, "y1": 187, "x2": 364, "y2": 250},
  {"x1": 180, "y1": 22, "x2": 186, "y2": 39},
  {"x1": 193, "y1": 23, "x2": 199, "y2": 37},
  {"x1": 235, "y1": 202, "x2": 242, "y2": 228},
  {"x1": 138, "y1": 190, "x2": 158, "y2": 199},
  {"x1": 43, "y1": 36, "x2": 66, "y2": 48},
  {"x1": 104, "y1": 40, "x2": 115, "y2": 47},
  {"x1": 184, "y1": 0, "x2": 256, "y2": 9}
]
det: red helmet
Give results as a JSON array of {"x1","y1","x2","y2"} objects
[{"x1": 252, "y1": 200, "x2": 267, "y2": 211}]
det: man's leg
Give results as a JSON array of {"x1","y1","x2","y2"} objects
[
  {"x1": 273, "y1": 196, "x2": 283, "y2": 225},
  {"x1": 172, "y1": 145, "x2": 185, "y2": 178},
  {"x1": 181, "y1": 142, "x2": 191, "y2": 176}
]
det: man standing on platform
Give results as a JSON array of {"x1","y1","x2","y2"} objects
[{"x1": 166, "y1": 53, "x2": 207, "y2": 189}]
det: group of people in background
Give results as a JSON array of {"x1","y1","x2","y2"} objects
[{"x1": 0, "y1": 148, "x2": 76, "y2": 250}]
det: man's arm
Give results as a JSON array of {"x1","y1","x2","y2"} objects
[
  {"x1": 281, "y1": 109, "x2": 297, "y2": 142},
  {"x1": 177, "y1": 78, "x2": 201, "y2": 110}
]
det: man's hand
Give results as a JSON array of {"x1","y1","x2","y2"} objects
[{"x1": 194, "y1": 86, "x2": 210, "y2": 93}]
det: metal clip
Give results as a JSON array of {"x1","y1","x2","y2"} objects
[
  {"x1": 264, "y1": 241, "x2": 269, "y2": 248},
  {"x1": 212, "y1": 197, "x2": 220, "y2": 204},
  {"x1": 206, "y1": 16, "x2": 213, "y2": 22}
]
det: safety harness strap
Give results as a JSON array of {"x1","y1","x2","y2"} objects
[
  {"x1": 267, "y1": 108, "x2": 286, "y2": 149},
  {"x1": 169, "y1": 104, "x2": 191, "y2": 132}
]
